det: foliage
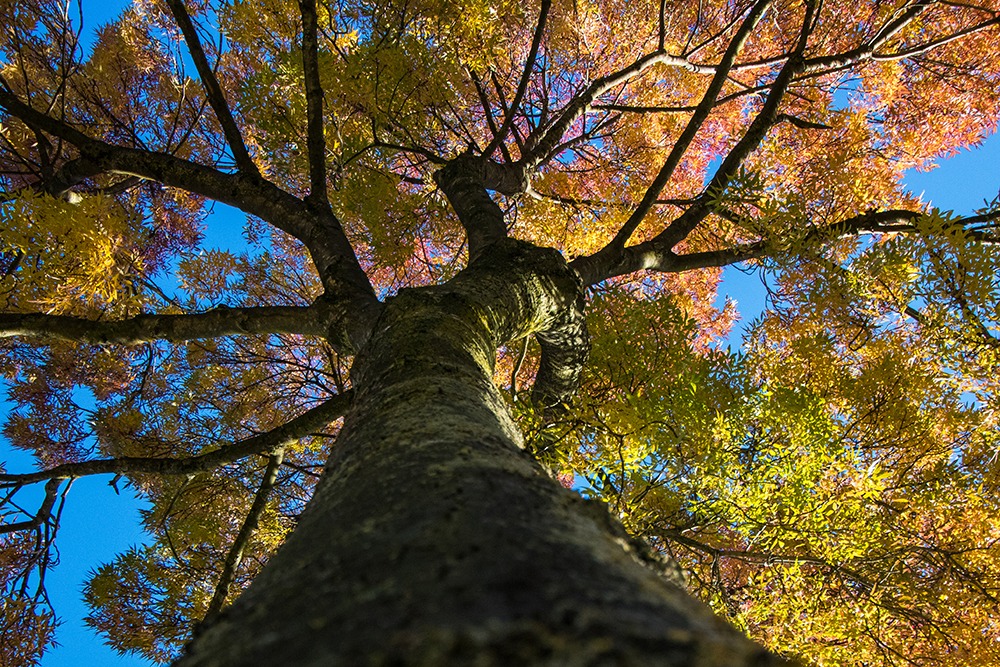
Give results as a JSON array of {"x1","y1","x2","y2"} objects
[{"x1": 1, "y1": 0, "x2": 999, "y2": 664}]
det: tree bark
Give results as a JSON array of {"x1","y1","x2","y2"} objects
[{"x1": 175, "y1": 240, "x2": 785, "y2": 666}]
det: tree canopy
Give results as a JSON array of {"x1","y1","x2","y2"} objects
[{"x1": 1, "y1": 0, "x2": 999, "y2": 664}]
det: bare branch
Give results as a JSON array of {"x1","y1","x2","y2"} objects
[
  {"x1": 164, "y1": 0, "x2": 258, "y2": 174},
  {"x1": 490, "y1": 71, "x2": 526, "y2": 153},
  {"x1": 776, "y1": 113, "x2": 832, "y2": 130},
  {"x1": 0, "y1": 392, "x2": 351, "y2": 487},
  {"x1": 658, "y1": 0, "x2": 668, "y2": 50},
  {"x1": 533, "y1": 189, "x2": 695, "y2": 209}
]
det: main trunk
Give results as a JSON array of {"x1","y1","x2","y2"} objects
[{"x1": 176, "y1": 241, "x2": 783, "y2": 666}]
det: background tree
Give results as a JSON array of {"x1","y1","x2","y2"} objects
[{"x1": 1, "y1": 0, "x2": 999, "y2": 664}]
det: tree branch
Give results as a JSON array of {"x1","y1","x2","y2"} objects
[
  {"x1": 591, "y1": 102, "x2": 699, "y2": 114},
  {"x1": 872, "y1": 15, "x2": 1000, "y2": 62},
  {"x1": 0, "y1": 479, "x2": 62, "y2": 535},
  {"x1": 520, "y1": 49, "x2": 718, "y2": 171},
  {"x1": 661, "y1": 1, "x2": 817, "y2": 245},
  {"x1": 0, "y1": 392, "x2": 351, "y2": 487},
  {"x1": 0, "y1": 305, "x2": 328, "y2": 344},
  {"x1": 0, "y1": 81, "x2": 304, "y2": 237},
  {"x1": 533, "y1": 189, "x2": 695, "y2": 209},
  {"x1": 775, "y1": 113, "x2": 832, "y2": 131},
  {"x1": 527, "y1": 0, "x2": 973, "y2": 195},
  {"x1": 0, "y1": 83, "x2": 381, "y2": 349},
  {"x1": 531, "y1": 309, "x2": 589, "y2": 409},
  {"x1": 484, "y1": 0, "x2": 551, "y2": 159},
  {"x1": 800, "y1": 0, "x2": 933, "y2": 71},
  {"x1": 298, "y1": 0, "x2": 330, "y2": 208},
  {"x1": 469, "y1": 68, "x2": 512, "y2": 163},
  {"x1": 433, "y1": 153, "x2": 518, "y2": 259},
  {"x1": 569, "y1": 0, "x2": 776, "y2": 284},
  {"x1": 165, "y1": 0, "x2": 258, "y2": 174},
  {"x1": 594, "y1": 208, "x2": 1000, "y2": 279},
  {"x1": 204, "y1": 448, "x2": 285, "y2": 619}
]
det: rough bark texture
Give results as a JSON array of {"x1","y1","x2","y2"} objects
[{"x1": 176, "y1": 241, "x2": 785, "y2": 666}]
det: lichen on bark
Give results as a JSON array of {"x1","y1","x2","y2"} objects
[{"x1": 175, "y1": 238, "x2": 785, "y2": 666}]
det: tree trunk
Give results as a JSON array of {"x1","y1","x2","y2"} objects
[{"x1": 175, "y1": 240, "x2": 785, "y2": 666}]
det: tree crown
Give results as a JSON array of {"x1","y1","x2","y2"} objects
[{"x1": 1, "y1": 0, "x2": 999, "y2": 663}]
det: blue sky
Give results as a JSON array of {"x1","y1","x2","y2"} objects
[
  {"x1": 0, "y1": 208, "x2": 247, "y2": 667},
  {"x1": 1, "y1": 0, "x2": 998, "y2": 663},
  {"x1": 717, "y1": 132, "x2": 1000, "y2": 339}
]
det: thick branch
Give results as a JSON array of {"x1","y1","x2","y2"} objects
[
  {"x1": 528, "y1": 246, "x2": 590, "y2": 409},
  {"x1": 0, "y1": 83, "x2": 304, "y2": 237},
  {"x1": 0, "y1": 393, "x2": 351, "y2": 487},
  {"x1": 0, "y1": 84, "x2": 380, "y2": 348},
  {"x1": 0, "y1": 305, "x2": 325, "y2": 344},
  {"x1": 298, "y1": 0, "x2": 330, "y2": 208},
  {"x1": 165, "y1": 0, "x2": 257, "y2": 174},
  {"x1": 532, "y1": 314, "x2": 589, "y2": 409},
  {"x1": 0, "y1": 479, "x2": 62, "y2": 535},
  {"x1": 433, "y1": 154, "x2": 516, "y2": 258}
]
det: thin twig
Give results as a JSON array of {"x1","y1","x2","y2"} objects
[{"x1": 0, "y1": 479, "x2": 63, "y2": 535}]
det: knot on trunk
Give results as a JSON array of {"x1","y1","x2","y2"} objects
[{"x1": 433, "y1": 152, "x2": 528, "y2": 196}]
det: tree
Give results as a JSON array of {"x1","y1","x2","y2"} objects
[{"x1": 1, "y1": 0, "x2": 999, "y2": 663}]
